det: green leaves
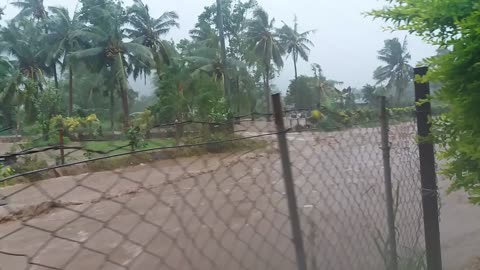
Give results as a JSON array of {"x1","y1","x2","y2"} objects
[
  {"x1": 373, "y1": 37, "x2": 413, "y2": 104},
  {"x1": 370, "y1": 0, "x2": 480, "y2": 204},
  {"x1": 277, "y1": 18, "x2": 315, "y2": 63},
  {"x1": 247, "y1": 8, "x2": 284, "y2": 69}
]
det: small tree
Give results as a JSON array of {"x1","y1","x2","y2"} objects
[{"x1": 36, "y1": 87, "x2": 64, "y2": 140}]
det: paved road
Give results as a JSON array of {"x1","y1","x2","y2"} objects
[{"x1": 0, "y1": 123, "x2": 478, "y2": 270}]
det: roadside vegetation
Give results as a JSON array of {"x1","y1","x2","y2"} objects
[
  {"x1": 370, "y1": 0, "x2": 480, "y2": 204},
  {"x1": 0, "y1": 0, "x2": 475, "y2": 208}
]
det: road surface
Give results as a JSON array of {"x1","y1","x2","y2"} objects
[{"x1": 0, "y1": 122, "x2": 478, "y2": 270}]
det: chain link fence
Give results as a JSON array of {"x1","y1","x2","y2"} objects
[{"x1": 0, "y1": 93, "x2": 438, "y2": 270}]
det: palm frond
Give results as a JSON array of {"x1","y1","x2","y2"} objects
[
  {"x1": 70, "y1": 47, "x2": 103, "y2": 60},
  {"x1": 123, "y1": 42, "x2": 154, "y2": 67}
]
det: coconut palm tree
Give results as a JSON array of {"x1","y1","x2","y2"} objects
[
  {"x1": 278, "y1": 16, "x2": 315, "y2": 83},
  {"x1": 0, "y1": 20, "x2": 47, "y2": 88},
  {"x1": 0, "y1": 57, "x2": 20, "y2": 127},
  {"x1": 11, "y1": 0, "x2": 64, "y2": 91},
  {"x1": 185, "y1": 47, "x2": 246, "y2": 81},
  {"x1": 189, "y1": 22, "x2": 219, "y2": 49},
  {"x1": 0, "y1": 19, "x2": 47, "y2": 125},
  {"x1": 45, "y1": 6, "x2": 85, "y2": 115},
  {"x1": 11, "y1": 0, "x2": 47, "y2": 21},
  {"x1": 126, "y1": 0, "x2": 178, "y2": 80},
  {"x1": 246, "y1": 8, "x2": 284, "y2": 117},
  {"x1": 71, "y1": 5, "x2": 153, "y2": 129},
  {"x1": 278, "y1": 17, "x2": 314, "y2": 109},
  {"x1": 373, "y1": 37, "x2": 413, "y2": 103}
]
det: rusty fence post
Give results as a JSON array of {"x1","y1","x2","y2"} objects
[
  {"x1": 414, "y1": 66, "x2": 443, "y2": 270},
  {"x1": 59, "y1": 128, "x2": 65, "y2": 165},
  {"x1": 380, "y1": 96, "x2": 399, "y2": 270},
  {"x1": 271, "y1": 93, "x2": 307, "y2": 270}
]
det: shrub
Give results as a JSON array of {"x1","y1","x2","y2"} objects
[
  {"x1": 0, "y1": 164, "x2": 14, "y2": 178},
  {"x1": 312, "y1": 106, "x2": 415, "y2": 131},
  {"x1": 127, "y1": 126, "x2": 146, "y2": 151},
  {"x1": 11, "y1": 156, "x2": 49, "y2": 181},
  {"x1": 50, "y1": 114, "x2": 101, "y2": 140},
  {"x1": 131, "y1": 109, "x2": 155, "y2": 136},
  {"x1": 208, "y1": 97, "x2": 231, "y2": 123},
  {"x1": 126, "y1": 109, "x2": 156, "y2": 151}
]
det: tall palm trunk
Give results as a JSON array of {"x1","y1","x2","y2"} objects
[
  {"x1": 110, "y1": 88, "x2": 115, "y2": 130},
  {"x1": 117, "y1": 54, "x2": 130, "y2": 129},
  {"x1": 53, "y1": 64, "x2": 59, "y2": 89},
  {"x1": 264, "y1": 65, "x2": 271, "y2": 122},
  {"x1": 119, "y1": 79, "x2": 130, "y2": 130},
  {"x1": 69, "y1": 64, "x2": 73, "y2": 116},
  {"x1": 395, "y1": 86, "x2": 404, "y2": 106},
  {"x1": 216, "y1": 0, "x2": 230, "y2": 101},
  {"x1": 236, "y1": 75, "x2": 240, "y2": 116},
  {"x1": 153, "y1": 51, "x2": 163, "y2": 82},
  {"x1": 293, "y1": 54, "x2": 298, "y2": 109},
  {"x1": 248, "y1": 85, "x2": 255, "y2": 121}
]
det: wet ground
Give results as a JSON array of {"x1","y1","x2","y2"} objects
[{"x1": 0, "y1": 122, "x2": 478, "y2": 270}]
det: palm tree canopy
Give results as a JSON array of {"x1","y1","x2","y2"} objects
[
  {"x1": 0, "y1": 57, "x2": 20, "y2": 102},
  {"x1": 11, "y1": 0, "x2": 48, "y2": 20},
  {"x1": 189, "y1": 22, "x2": 219, "y2": 49},
  {"x1": 246, "y1": 8, "x2": 284, "y2": 68},
  {"x1": 277, "y1": 16, "x2": 315, "y2": 62},
  {"x1": 0, "y1": 20, "x2": 47, "y2": 80},
  {"x1": 70, "y1": 6, "x2": 154, "y2": 81},
  {"x1": 44, "y1": 6, "x2": 85, "y2": 70},
  {"x1": 185, "y1": 47, "x2": 246, "y2": 80},
  {"x1": 126, "y1": 0, "x2": 179, "y2": 48},
  {"x1": 373, "y1": 37, "x2": 413, "y2": 94},
  {"x1": 126, "y1": 0, "x2": 178, "y2": 73}
]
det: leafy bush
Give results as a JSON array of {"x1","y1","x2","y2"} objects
[
  {"x1": 131, "y1": 109, "x2": 154, "y2": 136},
  {"x1": 312, "y1": 106, "x2": 415, "y2": 131},
  {"x1": 0, "y1": 164, "x2": 14, "y2": 178},
  {"x1": 208, "y1": 97, "x2": 231, "y2": 123},
  {"x1": 34, "y1": 87, "x2": 65, "y2": 140},
  {"x1": 50, "y1": 114, "x2": 101, "y2": 140},
  {"x1": 127, "y1": 126, "x2": 146, "y2": 151},
  {"x1": 126, "y1": 109, "x2": 156, "y2": 151}
]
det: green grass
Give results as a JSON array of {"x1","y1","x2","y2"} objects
[
  {"x1": 3, "y1": 134, "x2": 267, "y2": 182},
  {"x1": 84, "y1": 138, "x2": 176, "y2": 155}
]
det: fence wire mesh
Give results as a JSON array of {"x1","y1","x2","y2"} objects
[
  {"x1": 287, "y1": 112, "x2": 425, "y2": 270},
  {"x1": 0, "y1": 105, "x2": 426, "y2": 270}
]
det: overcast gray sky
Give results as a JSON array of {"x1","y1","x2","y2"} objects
[{"x1": 1, "y1": 0, "x2": 437, "y2": 95}]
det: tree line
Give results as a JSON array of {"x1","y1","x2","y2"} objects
[{"x1": 0, "y1": 0, "x2": 415, "y2": 133}]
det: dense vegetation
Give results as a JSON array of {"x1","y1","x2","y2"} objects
[
  {"x1": 0, "y1": 0, "x2": 419, "y2": 137},
  {"x1": 370, "y1": 0, "x2": 480, "y2": 203}
]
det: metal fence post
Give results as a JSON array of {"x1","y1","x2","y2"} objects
[
  {"x1": 175, "y1": 120, "x2": 181, "y2": 146},
  {"x1": 414, "y1": 66, "x2": 443, "y2": 270},
  {"x1": 380, "y1": 96, "x2": 399, "y2": 270},
  {"x1": 271, "y1": 93, "x2": 307, "y2": 270},
  {"x1": 59, "y1": 128, "x2": 65, "y2": 165}
]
